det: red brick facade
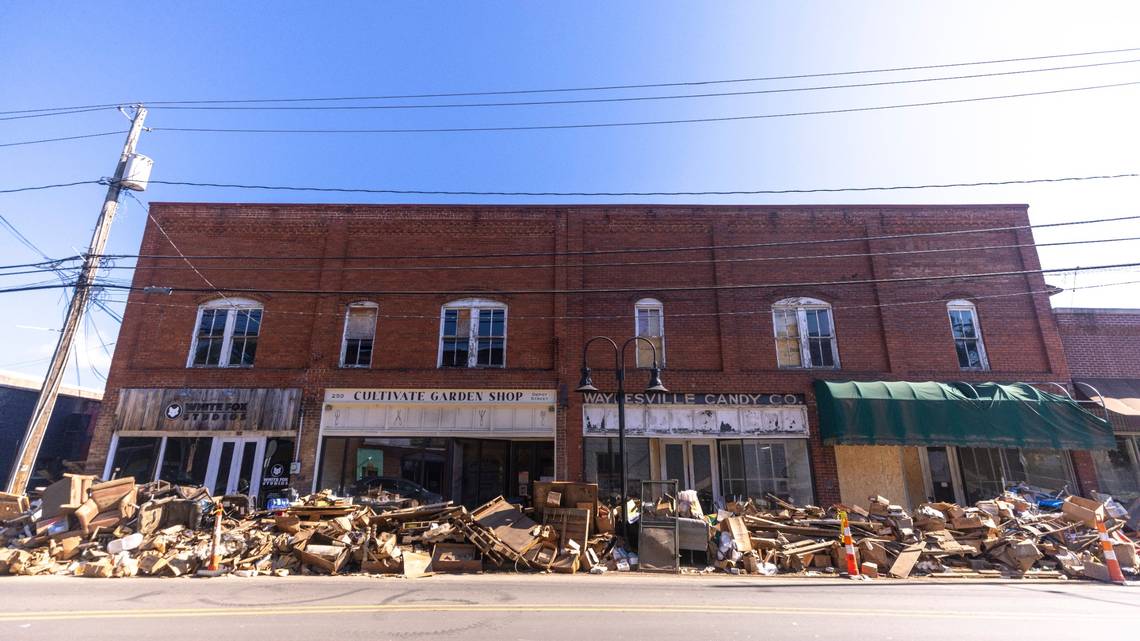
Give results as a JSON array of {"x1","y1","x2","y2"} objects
[
  {"x1": 86, "y1": 203, "x2": 1072, "y2": 506},
  {"x1": 1055, "y1": 308, "x2": 1140, "y2": 494}
]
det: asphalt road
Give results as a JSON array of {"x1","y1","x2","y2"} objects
[{"x1": 0, "y1": 574, "x2": 1137, "y2": 641}]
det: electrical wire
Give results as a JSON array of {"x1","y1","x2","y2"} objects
[
  {"x1": 93, "y1": 260, "x2": 1140, "y2": 297},
  {"x1": 0, "y1": 107, "x2": 117, "y2": 122},
  {"x1": 93, "y1": 277, "x2": 1140, "y2": 322},
  {"x1": 152, "y1": 80, "x2": 1140, "y2": 135},
  {"x1": 137, "y1": 172, "x2": 1140, "y2": 197},
  {"x1": 0, "y1": 132, "x2": 126, "y2": 149},
  {"x1": 6, "y1": 44, "x2": 1140, "y2": 114},
  {"x1": 62, "y1": 235, "x2": 1140, "y2": 275},
  {"x1": 109, "y1": 211, "x2": 1140, "y2": 262},
  {"x1": 152, "y1": 58, "x2": 1140, "y2": 112},
  {"x1": 124, "y1": 191, "x2": 235, "y2": 307}
]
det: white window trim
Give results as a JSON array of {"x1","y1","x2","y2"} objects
[
  {"x1": 772, "y1": 297, "x2": 840, "y2": 369},
  {"x1": 947, "y1": 300, "x2": 989, "y2": 371},
  {"x1": 340, "y1": 301, "x2": 378, "y2": 368},
  {"x1": 437, "y1": 298, "x2": 508, "y2": 368},
  {"x1": 634, "y1": 297, "x2": 665, "y2": 368},
  {"x1": 186, "y1": 298, "x2": 264, "y2": 368}
]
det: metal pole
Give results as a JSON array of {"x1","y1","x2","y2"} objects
[
  {"x1": 6, "y1": 107, "x2": 148, "y2": 494},
  {"x1": 615, "y1": 360, "x2": 629, "y2": 545}
]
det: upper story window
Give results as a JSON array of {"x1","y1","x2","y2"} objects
[
  {"x1": 439, "y1": 299, "x2": 506, "y2": 368},
  {"x1": 947, "y1": 300, "x2": 989, "y2": 370},
  {"x1": 634, "y1": 298, "x2": 665, "y2": 368},
  {"x1": 188, "y1": 298, "x2": 262, "y2": 368},
  {"x1": 341, "y1": 302, "x2": 378, "y2": 368},
  {"x1": 772, "y1": 297, "x2": 839, "y2": 369}
]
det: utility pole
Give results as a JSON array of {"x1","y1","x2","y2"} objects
[{"x1": 6, "y1": 106, "x2": 148, "y2": 494}]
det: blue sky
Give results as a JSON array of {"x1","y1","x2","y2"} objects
[{"x1": 1, "y1": 1, "x2": 1139, "y2": 389}]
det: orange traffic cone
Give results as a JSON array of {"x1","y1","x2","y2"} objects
[
  {"x1": 1096, "y1": 516, "x2": 1127, "y2": 585},
  {"x1": 838, "y1": 509, "x2": 861, "y2": 578}
]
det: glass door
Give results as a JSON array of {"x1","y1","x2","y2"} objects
[
  {"x1": 660, "y1": 440, "x2": 719, "y2": 514},
  {"x1": 206, "y1": 437, "x2": 266, "y2": 501}
]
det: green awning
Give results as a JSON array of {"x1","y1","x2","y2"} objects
[{"x1": 814, "y1": 380, "x2": 1114, "y2": 450}]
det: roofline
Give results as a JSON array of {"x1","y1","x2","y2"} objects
[
  {"x1": 148, "y1": 201, "x2": 1031, "y2": 210},
  {"x1": 1054, "y1": 307, "x2": 1140, "y2": 315},
  {"x1": 0, "y1": 371, "x2": 104, "y2": 400}
]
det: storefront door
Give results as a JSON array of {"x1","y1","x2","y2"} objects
[
  {"x1": 660, "y1": 440, "x2": 718, "y2": 514},
  {"x1": 925, "y1": 447, "x2": 961, "y2": 504},
  {"x1": 206, "y1": 437, "x2": 265, "y2": 501}
]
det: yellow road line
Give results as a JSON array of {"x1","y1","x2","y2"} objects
[{"x1": 0, "y1": 603, "x2": 1133, "y2": 623}]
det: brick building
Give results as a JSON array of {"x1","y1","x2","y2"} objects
[
  {"x1": 84, "y1": 202, "x2": 1108, "y2": 510},
  {"x1": 1055, "y1": 308, "x2": 1140, "y2": 503},
  {"x1": 0, "y1": 371, "x2": 102, "y2": 488}
]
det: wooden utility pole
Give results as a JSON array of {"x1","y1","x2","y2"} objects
[{"x1": 5, "y1": 106, "x2": 148, "y2": 494}]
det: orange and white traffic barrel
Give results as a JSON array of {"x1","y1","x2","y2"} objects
[{"x1": 1096, "y1": 516, "x2": 1127, "y2": 585}]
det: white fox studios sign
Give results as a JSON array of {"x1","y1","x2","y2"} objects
[{"x1": 581, "y1": 391, "x2": 809, "y2": 439}]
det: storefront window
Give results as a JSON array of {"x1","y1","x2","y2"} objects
[
  {"x1": 158, "y1": 437, "x2": 212, "y2": 486},
  {"x1": 718, "y1": 439, "x2": 812, "y2": 506},
  {"x1": 584, "y1": 438, "x2": 651, "y2": 499},
  {"x1": 460, "y1": 439, "x2": 508, "y2": 506},
  {"x1": 957, "y1": 447, "x2": 1074, "y2": 503},
  {"x1": 318, "y1": 436, "x2": 455, "y2": 500},
  {"x1": 1092, "y1": 436, "x2": 1140, "y2": 503},
  {"x1": 109, "y1": 436, "x2": 160, "y2": 481}
]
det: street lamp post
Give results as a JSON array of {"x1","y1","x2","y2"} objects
[{"x1": 575, "y1": 336, "x2": 667, "y2": 546}]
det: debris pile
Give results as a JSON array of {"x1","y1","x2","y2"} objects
[
  {"x1": 0, "y1": 474, "x2": 1136, "y2": 582},
  {"x1": 703, "y1": 491, "x2": 1139, "y2": 581}
]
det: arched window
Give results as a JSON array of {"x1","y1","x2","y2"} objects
[
  {"x1": 187, "y1": 298, "x2": 263, "y2": 368},
  {"x1": 634, "y1": 298, "x2": 665, "y2": 368},
  {"x1": 772, "y1": 297, "x2": 839, "y2": 369},
  {"x1": 947, "y1": 300, "x2": 989, "y2": 370},
  {"x1": 439, "y1": 298, "x2": 507, "y2": 368},
  {"x1": 341, "y1": 302, "x2": 378, "y2": 368}
]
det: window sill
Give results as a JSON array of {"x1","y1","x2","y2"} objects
[
  {"x1": 777, "y1": 366, "x2": 840, "y2": 371},
  {"x1": 339, "y1": 365, "x2": 373, "y2": 369},
  {"x1": 187, "y1": 365, "x2": 255, "y2": 369}
]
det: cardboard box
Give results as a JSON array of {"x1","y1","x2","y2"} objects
[
  {"x1": 721, "y1": 516, "x2": 753, "y2": 552},
  {"x1": 431, "y1": 543, "x2": 482, "y2": 573},
  {"x1": 296, "y1": 544, "x2": 348, "y2": 574},
  {"x1": 1061, "y1": 496, "x2": 1104, "y2": 528}
]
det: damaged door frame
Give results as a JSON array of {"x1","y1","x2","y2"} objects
[{"x1": 918, "y1": 446, "x2": 967, "y2": 505}]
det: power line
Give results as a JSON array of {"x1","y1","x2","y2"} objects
[
  {"x1": 6, "y1": 44, "x2": 1140, "y2": 114},
  {"x1": 152, "y1": 80, "x2": 1140, "y2": 135},
  {"x1": 0, "y1": 107, "x2": 117, "y2": 122},
  {"x1": 151, "y1": 58, "x2": 1140, "y2": 112},
  {"x1": 97, "y1": 261, "x2": 1140, "y2": 297},
  {"x1": 61, "y1": 235, "x2": 1140, "y2": 275},
  {"x1": 109, "y1": 212, "x2": 1140, "y2": 262},
  {"x1": 0, "y1": 256, "x2": 83, "y2": 270},
  {"x1": 93, "y1": 277, "x2": 1140, "y2": 322},
  {"x1": 3, "y1": 171, "x2": 1136, "y2": 201},
  {"x1": 137, "y1": 172, "x2": 1140, "y2": 197},
  {"x1": 0, "y1": 132, "x2": 126, "y2": 149},
  {"x1": 124, "y1": 191, "x2": 235, "y2": 308}
]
